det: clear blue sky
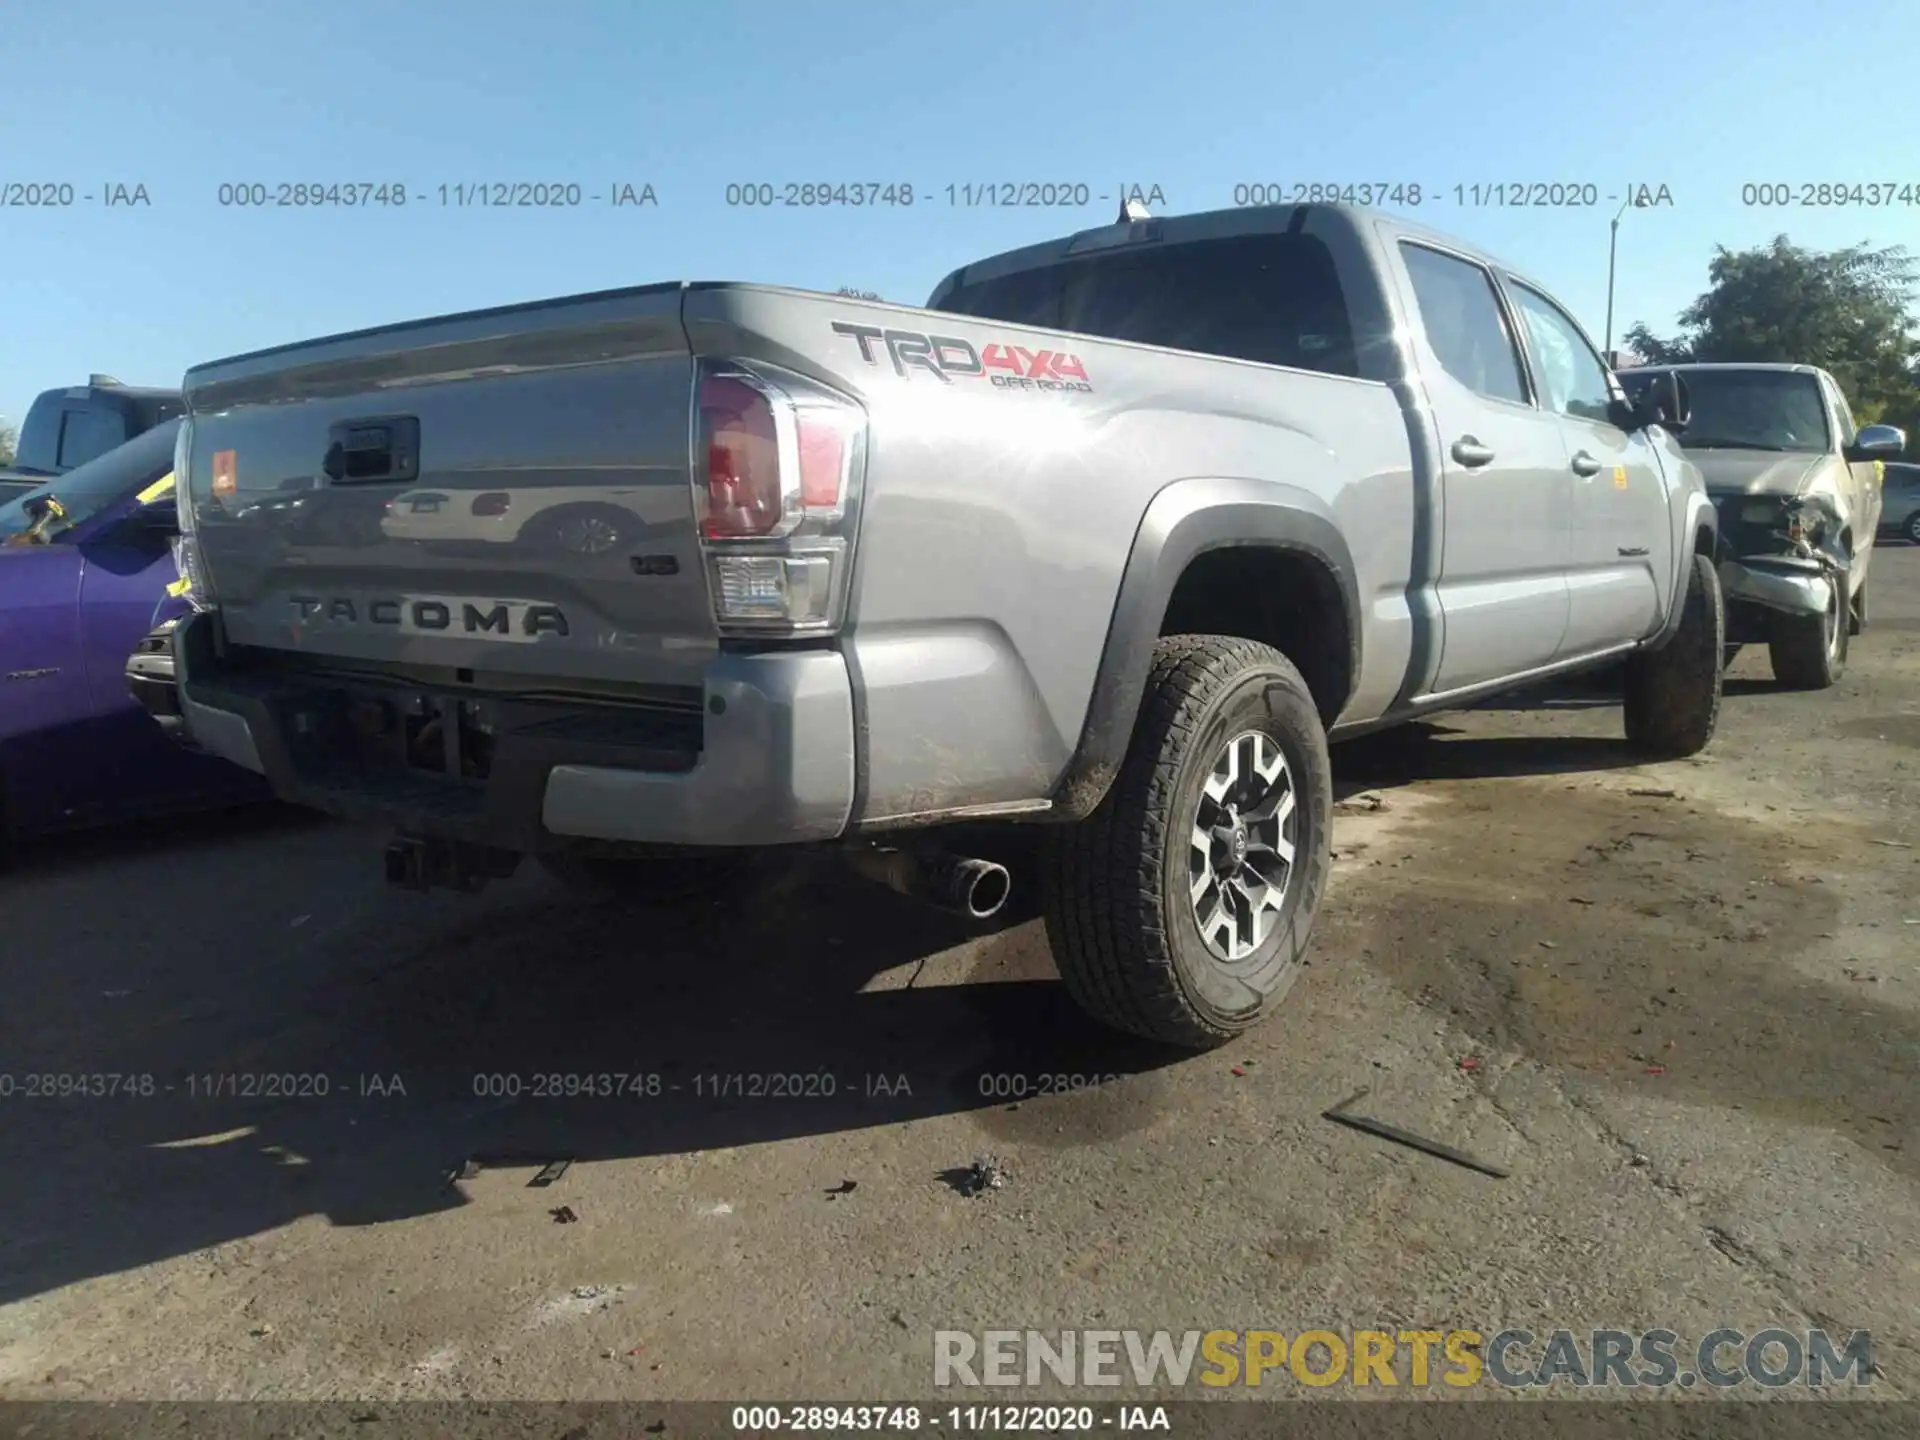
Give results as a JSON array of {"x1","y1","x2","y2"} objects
[{"x1": 5, "y1": 0, "x2": 1918, "y2": 428}]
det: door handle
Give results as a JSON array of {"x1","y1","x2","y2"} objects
[
  {"x1": 1570, "y1": 451, "x2": 1603, "y2": 477},
  {"x1": 323, "y1": 415, "x2": 420, "y2": 485},
  {"x1": 1451, "y1": 437, "x2": 1496, "y2": 468}
]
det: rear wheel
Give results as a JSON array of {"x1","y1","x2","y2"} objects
[
  {"x1": 1042, "y1": 635, "x2": 1333, "y2": 1048},
  {"x1": 1623, "y1": 552, "x2": 1724, "y2": 758},
  {"x1": 1768, "y1": 570, "x2": 1848, "y2": 689},
  {"x1": 1908, "y1": 512, "x2": 1920, "y2": 544},
  {"x1": 536, "y1": 848, "x2": 749, "y2": 904}
]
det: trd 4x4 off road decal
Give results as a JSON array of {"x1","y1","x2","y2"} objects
[{"x1": 831, "y1": 322, "x2": 1093, "y2": 393}]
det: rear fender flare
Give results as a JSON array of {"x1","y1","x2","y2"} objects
[{"x1": 1049, "y1": 477, "x2": 1359, "y2": 822}]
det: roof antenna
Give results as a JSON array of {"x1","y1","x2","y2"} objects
[{"x1": 1118, "y1": 195, "x2": 1151, "y2": 224}]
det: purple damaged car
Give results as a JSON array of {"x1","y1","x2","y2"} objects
[{"x1": 0, "y1": 420, "x2": 265, "y2": 846}]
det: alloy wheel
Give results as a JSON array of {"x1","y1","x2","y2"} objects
[{"x1": 1187, "y1": 729, "x2": 1299, "y2": 962}]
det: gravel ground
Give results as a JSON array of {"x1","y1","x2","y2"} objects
[{"x1": 2, "y1": 546, "x2": 1917, "y2": 1417}]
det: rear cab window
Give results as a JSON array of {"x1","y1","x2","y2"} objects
[{"x1": 930, "y1": 233, "x2": 1361, "y2": 378}]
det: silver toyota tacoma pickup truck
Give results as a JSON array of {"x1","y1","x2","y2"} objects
[
  {"x1": 158, "y1": 202, "x2": 1724, "y2": 1047},
  {"x1": 1620, "y1": 362, "x2": 1905, "y2": 689}
]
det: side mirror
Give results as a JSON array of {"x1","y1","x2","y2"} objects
[
  {"x1": 1846, "y1": 423, "x2": 1906, "y2": 461},
  {"x1": 1616, "y1": 371, "x2": 1690, "y2": 434},
  {"x1": 12, "y1": 493, "x2": 70, "y2": 544}
]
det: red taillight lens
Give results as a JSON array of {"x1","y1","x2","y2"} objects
[
  {"x1": 700, "y1": 375, "x2": 783, "y2": 539},
  {"x1": 796, "y1": 407, "x2": 853, "y2": 510},
  {"x1": 471, "y1": 492, "x2": 510, "y2": 517}
]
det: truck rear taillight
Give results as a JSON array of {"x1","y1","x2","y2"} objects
[
  {"x1": 692, "y1": 361, "x2": 866, "y2": 636},
  {"x1": 700, "y1": 375, "x2": 783, "y2": 539},
  {"x1": 171, "y1": 418, "x2": 212, "y2": 610},
  {"x1": 170, "y1": 534, "x2": 211, "y2": 612}
]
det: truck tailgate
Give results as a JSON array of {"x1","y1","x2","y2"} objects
[{"x1": 181, "y1": 283, "x2": 712, "y2": 692}]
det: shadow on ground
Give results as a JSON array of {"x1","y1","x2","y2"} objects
[
  {"x1": 0, "y1": 803, "x2": 1196, "y2": 1306},
  {"x1": 2, "y1": 649, "x2": 1914, "y2": 1307}
]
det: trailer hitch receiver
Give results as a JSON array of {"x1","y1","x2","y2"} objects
[{"x1": 384, "y1": 834, "x2": 521, "y2": 893}]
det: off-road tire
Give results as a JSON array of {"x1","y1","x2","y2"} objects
[
  {"x1": 1041, "y1": 635, "x2": 1333, "y2": 1048},
  {"x1": 1623, "y1": 552, "x2": 1724, "y2": 758},
  {"x1": 1768, "y1": 569, "x2": 1849, "y2": 689},
  {"x1": 536, "y1": 848, "x2": 750, "y2": 904}
]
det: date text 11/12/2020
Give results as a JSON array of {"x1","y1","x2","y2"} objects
[
  {"x1": 0, "y1": 1073, "x2": 409, "y2": 1100},
  {"x1": 1230, "y1": 181, "x2": 1677, "y2": 209},
  {"x1": 466, "y1": 1072, "x2": 922, "y2": 1100},
  {"x1": 459, "y1": 1071, "x2": 1126, "y2": 1101},
  {"x1": 722, "y1": 182, "x2": 1169, "y2": 208},
  {"x1": 209, "y1": 182, "x2": 659, "y2": 208}
]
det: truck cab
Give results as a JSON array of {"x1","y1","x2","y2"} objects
[{"x1": 3, "y1": 377, "x2": 185, "y2": 499}]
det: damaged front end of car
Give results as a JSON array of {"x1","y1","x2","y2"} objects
[{"x1": 1714, "y1": 490, "x2": 1850, "y2": 643}]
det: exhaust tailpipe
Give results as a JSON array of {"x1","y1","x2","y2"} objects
[{"x1": 844, "y1": 848, "x2": 1011, "y2": 921}]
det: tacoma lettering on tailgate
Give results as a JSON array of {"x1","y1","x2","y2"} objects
[{"x1": 289, "y1": 595, "x2": 570, "y2": 638}]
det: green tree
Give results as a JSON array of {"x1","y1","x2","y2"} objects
[
  {"x1": 0, "y1": 420, "x2": 16, "y2": 467},
  {"x1": 1626, "y1": 236, "x2": 1920, "y2": 454}
]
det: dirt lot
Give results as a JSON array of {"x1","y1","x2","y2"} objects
[{"x1": 2, "y1": 547, "x2": 1917, "y2": 1412}]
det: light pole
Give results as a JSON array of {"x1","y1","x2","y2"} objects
[{"x1": 1604, "y1": 193, "x2": 1649, "y2": 362}]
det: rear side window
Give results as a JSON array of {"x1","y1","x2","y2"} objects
[
  {"x1": 1398, "y1": 243, "x2": 1528, "y2": 405},
  {"x1": 932, "y1": 234, "x2": 1360, "y2": 378},
  {"x1": 57, "y1": 406, "x2": 129, "y2": 469}
]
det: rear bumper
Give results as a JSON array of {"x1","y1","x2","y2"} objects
[
  {"x1": 125, "y1": 623, "x2": 202, "y2": 749},
  {"x1": 167, "y1": 610, "x2": 855, "y2": 850}
]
